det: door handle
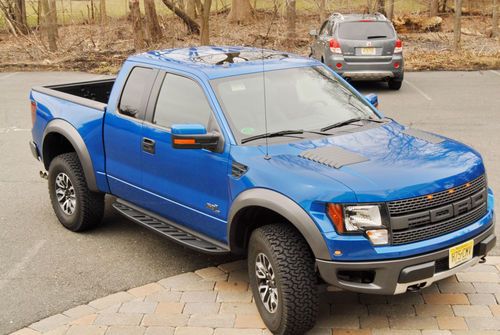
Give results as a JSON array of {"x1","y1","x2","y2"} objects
[{"x1": 142, "y1": 137, "x2": 155, "y2": 154}]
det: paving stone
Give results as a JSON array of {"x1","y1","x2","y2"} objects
[
  {"x1": 105, "y1": 326, "x2": 146, "y2": 335},
  {"x1": 436, "y1": 317, "x2": 468, "y2": 330},
  {"x1": 119, "y1": 301, "x2": 158, "y2": 314},
  {"x1": 215, "y1": 281, "x2": 249, "y2": 292},
  {"x1": 415, "y1": 304, "x2": 454, "y2": 317},
  {"x1": 128, "y1": 283, "x2": 164, "y2": 298},
  {"x1": 359, "y1": 294, "x2": 388, "y2": 304},
  {"x1": 466, "y1": 293, "x2": 496, "y2": 305},
  {"x1": 485, "y1": 257, "x2": 500, "y2": 265},
  {"x1": 421, "y1": 331, "x2": 452, "y2": 335},
  {"x1": 372, "y1": 330, "x2": 421, "y2": 335},
  {"x1": 464, "y1": 316, "x2": 500, "y2": 330},
  {"x1": 181, "y1": 291, "x2": 217, "y2": 303},
  {"x1": 315, "y1": 314, "x2": 359, "y2": 329},
  {"x1": 94, "y1": 313, "x2": 143, "y2": 326},
  {"x1": 463, "y1": 264, "x2": 498, "y2": 273},
  {"x1": 188, "y1": 314, "x2": 235, "y2": 328},
  {"x1": 10, "y1": 328, "x2": 41, "y2": 335},
  {"x1": 421, "y1": 284, "x2": 441, "y2": 294},
  {"x1": 227, "y1": 270, "x2": 249, "y2": 283},
  {"x1": 159, "y1": 273, "x2": 215, "y2": 291},
  {"x1": 451, "y1": 331, "x2": 500, "y2": 335},
  {"x1": 69, "y1": 314, "x2": 97, "y2": 325},
  {"x1": 214, "y1": 328, "x2": 264, "y2": 335},
  {"x1": 144, "y1": 326, "x2": 175, "y2": 335},
  {"x1": 141, "y1": 314, "x2": 189, "y2": 327},
  {"x1": 65, "y1": 325, "x2": 107, "y2": 335},
  {"x1": 216, "y1": 291, "x2": 253, "y2": 303},
  {"x1": 195, "y1": 267, "x2": 228, "y2": 281},
  {"x1": 452, "y1": 305, "x2": 492, "y2": 317},
  {"x1": 386, "y1": 293, "x2": 424, "y2": 305},
  {"x1": 489, "y1": 304, "x2": 500, "y2": 317},
  {"x1": 331, "y1": 304, "x2": 368, "y2": 317},
  {"x1": 145, "y1": 290, "x2": 182, "y2": 303},
  {"x1": 331, "y1": 330, "x2": 371, "y2": 335},
  {"x1": 234, "y1": 314, "x2": 266, "y2": 329},
  {"x1": 29, "y1": 314, "x2": 71, "y2": 333},
  {"x1": 88, "y1": 292, "x2": 135, "y2": 310},
  {"x1": 457, "y1": 273, "x2": 499, "y2": 283},
  {"x1": 174, "y1": 327, "x2": 214, "y2": 335},
  {"x1": 182, "y1": 302, "x2": 220, "y2": 314},
  {"x1": 219, "y1": 302, "x2": 259, "y2": 315},
  {"x1": 63, "y1": 305, "x2": 97, "y2": 319},
  {"x1": 217, "y1": 260, "x2": 246, "y2": 273},
  {"x1": 423, "y1": 293, "x2": 470, "y2": 305},
  {"x1": 155, "y1": 302, "x2": 185, "y2": 314},
  {"x1": 43, "y1": 325, "x2": 70, "y2": 335},
  {"x1": 324, "y1": 291, "x2": 359, "y2": 305},
  {"x1": 98, "y1": 303, "x2": 122, "y2": 314},
  {"x1": 389, "y1": 316, "x2": 439, "y2": 330},
  {"x1": 438, "y1": 282, "x2": 476, "y2": 294},
  {"x1": 441, "y1": 276, "x2": 459, "y2": 284},
  {"x1": 473, "y1": 283, "x2": 500, "y2": 293},
  {"x1": 367, "y1": 304, "x2": 415, "y2": 317},
  {"x1": 359, "y1": 315, "x2": 389, "y2": 328}
]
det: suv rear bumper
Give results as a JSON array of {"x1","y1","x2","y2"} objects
[
  {"x1": 326, "y1": 54, "x2": 404, "y2": 81},
  {"x1": 317, "y1": 222, "x2": 495, "y2": 295}
]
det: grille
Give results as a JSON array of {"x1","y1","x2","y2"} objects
[
  {"x1": 392, "y1": 203, "x2": 487, "y2": 245},
  {"x1": 388, "y1": 175, "x2": 486, "y2": 216}
]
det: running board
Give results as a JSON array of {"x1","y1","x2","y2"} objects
[{"x1": 112, "y1": 200, "x2": 230, "y2": 255}]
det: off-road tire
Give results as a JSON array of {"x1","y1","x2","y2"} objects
[
  {"x1": 248, "y1": 224, "x2": 318, "y2": 335},
  {"x1": 388, "y1": 78, "x2": 403, "y2": 90},
  {"x1": 48, "y1": 152, "x2": 104, "y2": 231}
]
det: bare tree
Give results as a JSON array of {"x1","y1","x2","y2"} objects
[
  {"x1": 129, "y1": 0, "x2": 145, "y2": 49},
  {"x1": 430, "y1": 0, "x2": 439, "y2": 16},
  {"x1": 144, "y1": 0, "x2": 163, "y2": 43},
  {"x1": 376, "y1": 0, "x2": 385, "y2": 15},
  {"x1": 186, "y1": 0, "x2": 196, "y2": 18},
  {"x1": 41, "y1": 0, "x2": 57, "y2": 50},
  {"x1": 286, "y1": 0, "x2": 296, "y2": 38},
  {"x1": 200, "y1": 0, "x2": 212, "y2": 44},
  {"x1": 386, "y1": 0, "x2": 394, "y2": 20},
  {"x1": 161, "y1": 0, "x2": 200, "y2": 34},
  {"x1": 99, "y1": 0, "x2": 107, "y2": 24},
  {"x1": 0, "y1": 0, "x2": 29, "y2": 34},
  {"x1": 318, "y1": 0, "x2": 326, "y2": 23},
  {"x1": 48, "y1": 0, "x2": 58, "y2": 37},
  {"x1": 453, "y1": 0, "x2": 462, "y2": 50},
  {"x1": 493, "y1": 0, "x2": 499, "y2": 37},
  {"x1": 227, "y1": 0, "x2": 252, "y2": 23}
]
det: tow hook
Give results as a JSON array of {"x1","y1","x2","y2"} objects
[
  {"x1": 39, "y1": 170, "x2": 48, "y2": 180},
  {"x1": 479, "y1": 256, "x2": 487, "y2": 264},
  {"x1": 407, "y1": 283, "x2": 426, "y2": 293}
]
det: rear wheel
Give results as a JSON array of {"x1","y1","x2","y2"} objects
[
  {"x1": 48, "y1": 152, "x2": 104, "y2": 232},
  {"x1": 388, "y1": 78, "x2": 403, "y2": 90},
  {"x1": 248, "y1": 224, "x2": 318, "y2": 335}
]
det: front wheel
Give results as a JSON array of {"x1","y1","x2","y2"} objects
[
  {"x1": 388, "y1": 78, "x2": 403, "y2": 90},
  {"x1": 248, "y1": 224, "x2": 318, "y2": 335}
]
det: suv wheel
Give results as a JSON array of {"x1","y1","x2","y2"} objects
[
  {"x1": 388, "y1": 78, "x2": 403, "y2": 90},
  {"x1": 248, "y1": 224, "x2": 318, "y2": 335},
  {"x1": 48, "y1": 152, "x2": 104, "y2": 231}
]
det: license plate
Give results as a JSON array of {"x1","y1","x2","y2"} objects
[
  {"x1": 361, "y1": 47, "x2": 376, "y2": 55},
  {"x1": 449, "y1": 239, "x2": 474, "y2": 269}
]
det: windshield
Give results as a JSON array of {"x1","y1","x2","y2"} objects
[
  {"x1": 210, "y1": 66, "x2": 379, "y2": 144},
  {"x1": 338, "y1": 21, "x2": 395, "y2": 40}
]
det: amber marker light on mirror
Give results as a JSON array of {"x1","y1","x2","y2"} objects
[
  {"x1": 174, "y1": 138, "x2": 196, "y2": 145},
  {"x1": 327, "y1": 203, "x2": 344, "y2": 233}
]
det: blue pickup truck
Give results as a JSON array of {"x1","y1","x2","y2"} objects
[{"x1": 30, "y1": 46, "x2": 495, "y2": 335}]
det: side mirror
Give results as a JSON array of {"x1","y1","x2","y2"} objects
[
  {"x1": 171, "y1": 124, "x2": 219, "y2": 151},
  {"x1": 365, "y1": 93, "x2": 379, "y2": 108},
  {"x1": 309, "y1": 29, "x2": 318, "y2": 37}
]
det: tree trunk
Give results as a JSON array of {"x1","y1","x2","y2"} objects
[
  {"x1": 376, "y1": 0, "x2": 385, "y2": 15},
  {"x1": 386, "y1": 0, "x2": 394, "y2": 20},
  {"x1": 41, "y1": 0, "x2": 57, "y2": 51},
  {"x1": 200, "y1": 0, "x2": 212, "y2": 44},
  {"x1": 144, "y1": 0, "x2": 163, "y2": 43},
  {"x1": 14, "y1": 0, "x2": 29, "y2": 33},
  {"x1": 129, "y1": 0, "x2": 145, "y2": 49},
  {"x1": 286, "y1": 0, "x2": 296, "y2": 38},
  {"x1": 161, "y1": 0, "x2": 200, "y2": 34},
  {"x1": 319, "y1": 0, "x2": 326, "y2": 22},
  {"x1": 453, "y1": 0, "x2": 462, "y2": 50},
  {"x1": 100, "y1": 0, "x2": 107, "y2": 24},
  {"x1": 227, "y1": 0, "x2": 252, "y2": 23},
  {"x1": 48, "y1": 0, "x2": 58, "y2": 37},
  {"x1": 441, "y1": 0, "x2": 448, "y2": 12},
  {"x1": 186, "y1": 0, "x2": 196, "y2": 18},
  {"x1": 430, "y1": 0, "x2": 439, "y2": 16},
  {"x1": 493, "y1": 0, "x2": 499, "y2": 37}
]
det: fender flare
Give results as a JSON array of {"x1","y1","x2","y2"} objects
[
  {"x1": 42, "y1": 119, "x2": 98, "y2": 192},
  {"x1": 227, "y1": 188, "x2": 331, "y2": 260}
]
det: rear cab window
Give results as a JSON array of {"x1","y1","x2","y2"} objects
[
  {"x1": 119, "y1": 67, "x2": 157, "y2": 119},
  {"x1": 338, "y1": 21, "x2": 395, "y2": 40}
]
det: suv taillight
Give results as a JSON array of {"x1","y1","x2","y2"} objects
[
  {"x1": 31, "y1": 100, "x2": 37, "y2": 126},
  {"x1": 394, "y1": 39, "x2": 403, "y2": 53},
  {"x1": 329, "y1": 39, "x2": 342, "y2": 54}
]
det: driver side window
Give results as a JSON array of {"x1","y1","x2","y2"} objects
[{"x1": 319, "y1": 21, "x2": 332, "y2": 36}]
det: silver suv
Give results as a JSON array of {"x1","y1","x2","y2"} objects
[{"x1": 310, "y1": 13, "x2": 404, "y2": 90}]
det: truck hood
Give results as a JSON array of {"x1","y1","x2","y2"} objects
[{"x1": 248, "y1": 121, "x2": 485, "y2": 203}]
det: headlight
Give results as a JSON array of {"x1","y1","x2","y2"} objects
[{"x1": 327, "y1": 204, "x2": 388, "y2": 245}]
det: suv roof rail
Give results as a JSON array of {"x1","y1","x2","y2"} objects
[
  {"x1": 328, "y1": 12, "x2": 344, "y2": 21},
  {"x1": 373, "y1": 12, "x2": 387, "y2": 20}
]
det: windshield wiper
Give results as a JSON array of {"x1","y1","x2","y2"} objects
[
  {"x1": 241, "y1": 129, "x2": 329, "y2": 144},
  {"x1": 320, "y1": 117, "x2": 383, "y2": 132}
]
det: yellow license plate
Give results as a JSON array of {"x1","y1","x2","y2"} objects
[
  {"x1": 361, "y1": 47, "x2": 376, "y2": 55},
  {"x1": 449, "y1": 239, "x2": 474, "y2": 269}
]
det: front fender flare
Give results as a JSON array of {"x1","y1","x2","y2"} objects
[
  {"x1": 42, "y1": 119, "x2": 98, "y2": 192},
  {"x1": 228, "y1": 188, "x2": 331, "y2": 260}
]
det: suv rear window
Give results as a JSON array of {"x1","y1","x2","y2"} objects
[{"x1": 338, "y1": 21, "x2": 394, "y2": 40}]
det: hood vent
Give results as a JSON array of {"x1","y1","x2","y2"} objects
[
  {"x1": 298, "y1": 146, "x2": 369, "y2": 169},
  {"x1": 231, "y1": 161, "x2": 248, "y2": 178},
  {"x1": 403, "y1": 128, "x2": 444, "y2": 144}
]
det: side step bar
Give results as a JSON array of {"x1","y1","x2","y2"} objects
[{"x1": 112, "y1": 200, "x2": 230, "y2": 255}]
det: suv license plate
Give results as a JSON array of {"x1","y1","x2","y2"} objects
[
  {"x1": 449, "y1": 239, "x2": 474, "y2": 269},
  {"x1": 361, "y1": 47, "x2": 376, "y2": 55}
]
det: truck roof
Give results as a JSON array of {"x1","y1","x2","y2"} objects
[{"x1": 128, "y1": 46, "x2": 317, "y2": 79}]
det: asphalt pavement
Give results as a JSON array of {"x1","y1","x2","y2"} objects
[{"x1": 0, "y1": 70, "x2": 499, "y2": 334}]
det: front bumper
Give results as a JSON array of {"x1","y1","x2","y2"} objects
[
  {"x1": 29, "y1": 141, "x2": 41, "y2": 161},
  {"x1": 317, "y1": 222, "x2": 495, "y2": 295}
]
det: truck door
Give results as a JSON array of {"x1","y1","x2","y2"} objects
[
  {"x1": 138, "y1": 71, "x2": 230, "y2": 242},
  {"x1": 104, "y1": 66, "x2": 158, "y2": 204}
]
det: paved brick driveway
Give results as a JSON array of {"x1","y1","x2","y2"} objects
[{"x1": 11, "y1": 257, "x2": 500, "y2": 335}]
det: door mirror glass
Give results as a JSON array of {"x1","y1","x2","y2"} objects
[
  {"x1": 171, "y1": 124, "x2": 219, "y2": 151},
  {"x1": 365, "y1": 93, "x2": 379, "y2": 108}
]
